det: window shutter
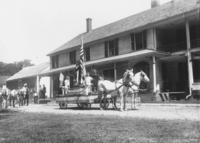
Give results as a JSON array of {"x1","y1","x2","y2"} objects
[
  {"x1": 115, "y1": 39, "x2": 119, "y2": 55},
  {"x1": 131, "y1": 34, "x2": 135, "y2": 51},
  {"x1": 143, "y1": 30, "x2": 147, "y2": 49},
  {"x1": 105, "y1": 41, "x2": 108, "y2": 57}
]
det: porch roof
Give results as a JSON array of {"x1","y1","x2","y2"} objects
[
  {"x1": 42, "y1": 49, "x2": 169, "y2": 76},
  {"x1": 48, "y1": 0, "x2": 199, "y2": 56},
  {"x1": 7, "y1": 62, "x2": 50, "y2": 82}
]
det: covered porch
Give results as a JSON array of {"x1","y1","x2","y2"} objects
[
  {"x1": 43, "y1": 49, "x2": 168, "y2": 99},
  {"x1": 155, "y1": 18, "x2": 200, "y2": 100}
]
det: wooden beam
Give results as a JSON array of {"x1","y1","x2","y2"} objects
[
  {"x1": 152, "y1": 56, "x2": 157, "y2": 93},
  {"x1": 50, "y1": 76, "x2": 54, "y2": 98},
  {"x1": 36, "y1": 75, "x2": 40, "y2": 103},
  {"x1": 185, "y1": 20, "x2": 194, "y2": 94}
]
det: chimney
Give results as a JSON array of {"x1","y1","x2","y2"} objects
[
  {"x1": 151, "y1": 0, "x2": 160, "y2": 8},
  {"x1": 86, "y1": 18, "x2": 92, "y2": 33}
]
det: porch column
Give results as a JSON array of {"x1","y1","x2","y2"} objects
[
  {"x1": 114, "y1": 63, "x2": 117, "y2": 81},
  {"x1": 36, "y1": 75, "x2": 40, "y2": 97},
  {"x1": 50, "y1": 76, "x2": 54, "y2": 98},
  {"x1": 185, "y1": 20, "x2": 194, "y2": 94},
  {"x1": 152, "y1": 56, "x2": 157, "y2": 93},
  {"x1": 153, "y1": 28, "x2": 157, "y2": 50}
]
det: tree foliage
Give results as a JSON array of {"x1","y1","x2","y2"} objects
[{"x1": 0, "y1": 59, "x2": 34, "y2": 76}]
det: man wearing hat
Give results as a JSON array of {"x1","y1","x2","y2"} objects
[{"x1": 22, "y1": 83, "x2": 29, "y2": 106}]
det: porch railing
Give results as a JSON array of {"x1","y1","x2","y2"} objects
[
  {"x1": 157, "y1": 38, "x2": 200, "y2": 53},
  {"x1": 157, "y1": 41, "x2": 187, "y2": 53}
]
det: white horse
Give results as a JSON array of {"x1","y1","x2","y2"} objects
[
  {"x1": 98, "y1": 69, "x2": 135, "y2": 111},
  {"x1": 98, "y1": 70, "x2": 150, "y2": 111},
  {"x1": 126, "y1": 71, "x2": 150, "y2": 109}
]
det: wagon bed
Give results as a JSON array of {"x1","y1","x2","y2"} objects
[{"x1": 56, "y1": 87, "x2": 101, "y2": 109}]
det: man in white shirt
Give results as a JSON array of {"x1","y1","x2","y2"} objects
[{"x1": 84, "y1": 72, "x2": 93, "y2": 95}]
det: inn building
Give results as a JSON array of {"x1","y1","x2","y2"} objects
[{"x1": 43, "y1": 0, "x2": 200, "y2": 100}]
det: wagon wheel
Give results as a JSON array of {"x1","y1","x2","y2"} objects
[
  {"x1": 99, "y1": 98, "x2": 110, "y2": 110},
  {"x1": 59, "y1": 102, "x2": 68, "y2": 109},
  {"x1": 77, "y1": 103, "x2": 91, "y2": 109}
]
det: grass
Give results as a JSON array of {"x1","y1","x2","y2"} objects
[{"x1": 0, "y1": 111, "x2": 200, "y2": 143}]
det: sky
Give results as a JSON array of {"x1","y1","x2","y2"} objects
[{"x1": 0, "y1": 0, "x2": 171, "y2": 65}]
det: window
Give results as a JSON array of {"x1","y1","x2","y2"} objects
[
  {"x1": 192, "y1": 53, "x2": 200, "y2": 82},
  {"x1": 131, "y1": 30, "x2": 147, "y2": 51},
  {"x1": 84, "y1": 47, "x2": 90, "y2": 61},
  {"x1": 105, "y1": 38, "x2": 118, "y2": 57},
  {"x1": 69, "y1": 50, "x2": 76, "y2": 64},
  {"x1": 52, "y1": 55, "x2": 59, "y2": 69}
]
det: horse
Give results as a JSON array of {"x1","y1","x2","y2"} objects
[
  {"x1": 98, "y1": 70, "x2": 150, "y2": 111},
  {"x1": 98, "y1": 69, "x2": 135, "y2": 111},
  {"x1": 126, "y1": 71, "x2": 150, "y2": 109}
]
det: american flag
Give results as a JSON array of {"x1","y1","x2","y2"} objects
[{"x1": 76, "y1": 37, "x2": 86, "y2": 85}]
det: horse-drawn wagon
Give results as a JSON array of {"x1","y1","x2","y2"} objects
[
  {"x1": 56, "y1": 70, "x2": 150, "y2": 111},
  {"x1": 56, "y1": 87, "x2": 115, "y2": 110}
]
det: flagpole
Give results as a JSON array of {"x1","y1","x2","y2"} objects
[{"x1": 80, "y1": 36, "x2": 86, "y2": 86}]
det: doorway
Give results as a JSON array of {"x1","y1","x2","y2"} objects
[
  {"x1": 103, "y1": 69, "x2": 114, "y2": 81},
  {"x1": 161, "y1": 58, "x2": 189, "y2": 92}
]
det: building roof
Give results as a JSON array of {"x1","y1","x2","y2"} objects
[
  {"x1": 48, "y1": 0, "x2": 199, "y2": 56},
  {"x1": 7, "y1": 62, "x2": 50, "y2": 81}
]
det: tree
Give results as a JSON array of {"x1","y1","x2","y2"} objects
[{"x1": 0, "y1": 59, "x2": 34, "y2": 76}]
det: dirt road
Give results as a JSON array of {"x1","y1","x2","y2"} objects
[{"x1": 10, "y1": 103, "x2": 200, "y2": 121}]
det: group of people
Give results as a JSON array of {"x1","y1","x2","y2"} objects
[
  {"x1": 0, "y1": 83, "x2": 30, "y2": 110},
  {"x1": 59, "y1": 69, "x2": 99, "y2": 96}
]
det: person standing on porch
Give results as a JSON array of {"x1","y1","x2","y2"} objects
[
  {"x1": 64, "y1": 76, "x2": 70, "y2": 94},
  {"x1": 59, "y1": 72, "x2": 65, "y2": 95},
  {"x1": 43, "y1": 84, "x2": 46, "y2": 99}
]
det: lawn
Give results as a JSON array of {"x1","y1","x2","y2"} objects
[{"x1": 0, "y1": 110, "x2": 200, "y2": 143}]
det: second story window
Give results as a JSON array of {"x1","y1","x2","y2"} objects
[
  {"x1": 52, "y1": 55, "x2": 59, "y2": 69},
  {"x1": 70, "y1": 50, "x2": 76, "y2": 64},
  {"x1": 84, "y1": 47, "x2": 90, "y2": 61},
  {"x1": 105, "y1": 38, "x2": 119, "y2": 57},
  {"x1": 131, "y1": 30, "x2": 147, "y2": 51}
]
